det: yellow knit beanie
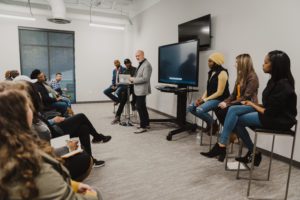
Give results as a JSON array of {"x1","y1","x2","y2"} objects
[{"x1": 209, "y1": 52, "x2": 225, "y2": 65}]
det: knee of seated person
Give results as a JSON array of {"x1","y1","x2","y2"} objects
[
  {"x1": 195, "y1": 107, "x2": 204, "y2": 113},
  {"x1": 187, "y1": 105, "x2": 194, "y2": 112},
  {"x1": 227, "y1": 106, "x2": 238, "y2": 113}
]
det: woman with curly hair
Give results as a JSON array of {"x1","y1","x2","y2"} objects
[{"x1": 0, "y1": 82, "x2": 101, "y2": 200}]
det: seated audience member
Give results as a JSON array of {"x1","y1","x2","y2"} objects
[
  {"x1": 45, "y1": 73, "x2": 74, "y2": 116},
  {"x1": 4, "y1": 70, "x2": 11, "y2": 80},
  {"x1": 201, "y1": 50, "x2": 297, "y2": 165},
  {"x1": 187, "y1": 52, "x2": 230, "y2": 134},
  {"x1": 30, "y1": 69, "x2": 68, "y2": 116},
  {"x1": 13, "y1": 78, "x2": 111, "y2": 168},
  {"x1": 214, "y1": 54, "x2": 259, "y2": 143},
  {"x1": 103, "y1": 59, "x2": 126, "y2": 105},
  {"x1": 4, "y1": 69, "x2": 19, "y2": 81},
  {"x1": 12, "y1": 80, "x2": 93, "y2": 180},
  {"x1": 111, "y1": 58, "x2": 137, "y2": 124},
  {"x1": 0, "y1": 82, "x2": 102, "y2": 200},
  {"x1": 50, "y1": 72, "x2": 65, "y2": 95},
  {"x1": 9, "y1": 70, "x2": 20, "y2": 79}
]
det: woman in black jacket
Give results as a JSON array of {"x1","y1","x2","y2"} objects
[{"x1": 235, "y1": 50, "x2": 297, "y2": 165}]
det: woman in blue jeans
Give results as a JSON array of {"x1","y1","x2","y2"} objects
[
  {"x1": 201, "y1": 50, "x2": 297, "y2": 165},
  {"x1": 187, "y1": 52, "x2": 230, "y2": 134}
]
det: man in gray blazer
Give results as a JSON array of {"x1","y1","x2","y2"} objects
[{"x1": 130, "y1": 50, "x2": 152, "y2": 133}]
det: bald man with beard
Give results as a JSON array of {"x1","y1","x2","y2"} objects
[{"x1": 129, "y1": 50, "x2": 152, "y2": 134}]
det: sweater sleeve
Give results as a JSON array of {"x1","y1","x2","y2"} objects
[
  {"x1": 203, "y1": 71, "x2": 228, "y2": 101},
  {"x1": 239, "y1": 73, "x2": 259, "y2": 102}
]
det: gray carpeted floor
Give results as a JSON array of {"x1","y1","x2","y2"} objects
[{"x1": 72, "y1": 103, "x2": 300, "y2": 200}]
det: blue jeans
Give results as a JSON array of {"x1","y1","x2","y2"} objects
[
  {"x1": 61, "y1": 96, "x2": 71, "y2": 107},
  {"x1": 235, "y1": 112, "x2": 262, "y2": 152},
  {"x1": 187, "y1": 99, "x2": 220, "y2": 125},
  {"x1": 219, "y1": 105, "x2": 255, "y2": 145},
  {"x1": 50, "y1": 101, "x2": 68, "y2": 115},
  {"x1": 103, "y1": 85, "x2": 125, "y2": 102}
]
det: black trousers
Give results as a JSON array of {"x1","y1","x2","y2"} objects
[
  {"x1": 57, "y1": 113, "x2": 100, "y2": 156},
  {"x1": 116, "y1": 86, "x2": 136, "y2": 117},
  {"x1": 136, "y1": 95, "x2": 149, "y2": 128},
  {"x1": 64, "y1": 151, "x2": 92, "y2": 181}
]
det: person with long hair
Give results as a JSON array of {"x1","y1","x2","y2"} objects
[
  {"x1": 201, "y1": 50, "x2": 297, "y2": 165},
  {"x1": 234, "y1": 50, "x2": 297, "y2": 165},
  {"x1": 215, "y1": 54, "x2": 259, "y2": 125},
  {"x1": 0, "y1": 82, "x2": 101, "y2": 200},
  {"x1": 214, "y1": 54, "x2": 259, "y2": 144},
  {"x1": 187, "y1": 52, "x2": 230, "y2": 135}
]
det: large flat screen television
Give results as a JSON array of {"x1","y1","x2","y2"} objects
[
  {"x1": 158, "y1": 40, "x2": 199, "y2": 87},
  {"x1": 178, "y1": 14, "x2": 211, "y2": 50}
]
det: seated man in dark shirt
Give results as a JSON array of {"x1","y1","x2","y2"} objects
[
  {"x1": 111, "y1": 58, "x2": 137, "y2": 124},
  {"x1": 31, "y1": 69, "x2": 68, "y2": 116}
]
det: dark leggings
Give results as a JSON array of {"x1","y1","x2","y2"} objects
[{"x1": 57, "y1": 113, "x2": 100, "y2": 156}]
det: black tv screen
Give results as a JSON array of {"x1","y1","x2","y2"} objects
[
  {"x1": 178, "y1": 14, "x2": 211, "y2": 49},
  {"x1": 158, "y1": 40, "x2": 199, "y2": 87}
]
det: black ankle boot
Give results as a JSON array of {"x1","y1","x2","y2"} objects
[
  {"x1": 235, "y1": 151, "x2": 262, "y2": 167},
  {"x1": 200, "y1": 143, "x2": 226, "y2": 162}
]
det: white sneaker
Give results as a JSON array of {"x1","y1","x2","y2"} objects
[{"x1": 134, "y1": 128, "x2": 147, "y2": 134}]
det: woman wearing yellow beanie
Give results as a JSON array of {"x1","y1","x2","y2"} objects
[{"x1": 187, "y1": 52, "x2": 230, "y2": 136}]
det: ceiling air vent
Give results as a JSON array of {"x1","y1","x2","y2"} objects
[{"x1": 47, "y1": 0, "x2": 71, "y2": 24}]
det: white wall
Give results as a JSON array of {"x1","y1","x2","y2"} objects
[
  {"x1": 131, "y1": 0, "x2": 300, "y2": 161},
  {"x1": 0, "y1": 15, "x2": 126, "y2": 102}
]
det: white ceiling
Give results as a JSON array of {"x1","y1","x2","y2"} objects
[{"x1": 0, "y1": 0, "x2": 160, "y2": 24}]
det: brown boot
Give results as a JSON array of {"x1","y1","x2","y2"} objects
[
  {"x1": 229, "y1": 132, "x2": 238, "y2": 144},
  {"x1": 67, "y1": 107, "x2": 74, "y2": 116}
]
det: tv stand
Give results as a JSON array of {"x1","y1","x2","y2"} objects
[{"x1": 150, "y1": 86, "x2": 198, "y2": 141}]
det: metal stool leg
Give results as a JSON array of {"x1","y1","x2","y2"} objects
[
  {"x1": 285, "y1": 125, "x2": 297, "y2": 200},
  {"x1": 200, "y1": 119, "x2": 204, "y2": 145},
  {"x1": 267, "y1": 135, "x2": 276, "y2": 181},
  {"x1": 247, "y1": 131, "x2": 258, "y2": 197},
  {"x1": 236, "y1": 141, "x2": 244, "y2": 179}
]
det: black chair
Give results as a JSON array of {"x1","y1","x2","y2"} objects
[{"x1": 236, "y1": 121, "x2": 297, "y2": 200}]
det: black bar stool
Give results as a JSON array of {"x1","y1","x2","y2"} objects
[
  {"x1": 236, "y1": 121, "x2": 297, "y2": 200},
  {"x1": 199, "y1": 111, "x2": 220, "y2": 150}
]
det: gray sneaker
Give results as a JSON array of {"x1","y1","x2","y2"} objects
[{"x1": 111, "y1": 116, "x2": 120, "y2": 125}]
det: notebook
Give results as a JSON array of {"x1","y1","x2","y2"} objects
[{"x1": 118, "y1": 74, "x2": 131, "y2": 84}]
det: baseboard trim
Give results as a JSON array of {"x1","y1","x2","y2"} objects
[
  {"x1": 75, "y1": 100, "x2": 111, "y2": 104},
  {"x1": 147, "y1": 107, "x2": 176, "y2": 119},
  {"x1": 257, "y1": 147, "x2": 300, "y2": 169}
]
